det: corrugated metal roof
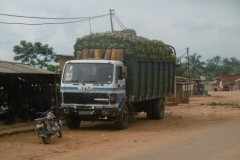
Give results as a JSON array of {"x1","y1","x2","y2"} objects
[
  {"x1": 234, "y1": 78, "x2": 240, "y2": 82},
  {"x1": 0, "y1": 60, "x2": 58, "y2": 74}
]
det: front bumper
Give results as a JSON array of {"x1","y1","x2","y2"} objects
[{"x1": 62, "y1": 105, "x2": 119, "y2": 121}]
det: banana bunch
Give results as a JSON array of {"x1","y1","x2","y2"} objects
[{"x1": 73, "y1": 29, "x2": 176, "y2": 61}]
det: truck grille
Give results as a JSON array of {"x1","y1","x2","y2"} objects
[{"x1": 63, "y1": 93, "x2": 109, "y2": 104}]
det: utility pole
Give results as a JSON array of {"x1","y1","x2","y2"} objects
[
  {"x1": 187, "y1": 47, "x2": 190, "y2": 81},
  {"x1": 109, "y1": 9, "x2": 114, "y2": 32},
  {"x1": 186, "y1": 47, "x2": 190, "y2": 103},
  {"x1": 89, "y1": 17, "x2": 92, "y2": 34}
]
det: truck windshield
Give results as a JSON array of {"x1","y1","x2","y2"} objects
[{"x1": 62, "y1": 63, "x2": 114, "y2": 84}]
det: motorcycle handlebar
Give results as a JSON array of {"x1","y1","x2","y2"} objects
[{"x1": 36, "y1": 110, "x2": 52, "y2": 117}]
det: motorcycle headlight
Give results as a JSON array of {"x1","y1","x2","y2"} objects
[{"x1": 36, "y1": 120, "x2": 42, "y2": 124}]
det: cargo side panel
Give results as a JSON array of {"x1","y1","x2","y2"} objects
[
  {"x1": 133, "y1": 61, "x2": 140, "y2": 99},
  {"x1": 153, "y1": 61, "x2": 159, "y2": 97},
  {"x1": 170, "y1": 62, "x2": 175, "y2": 95},
  {"x1": 125, "y1": 57, "x2": 135, "y2": 98},
  {"x1": 140, "y1": 61, "x2": 147, "y2": 99},
  {"x1": 159, "y1": 61, "x2": 165, "y2": 96},
  {"x1": 164, "y1": 62, "x2": 170, "y2": 95},
  {"x1": 147, "y1": 61, "x2": 153, "y2": 99},
  {"x1": 126, "y1": 58, "x2": 175, "y2": 102}
]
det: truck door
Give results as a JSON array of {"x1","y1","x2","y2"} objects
[{"x1": 115, "y1": 65, "x2": 125, "y2": 89}]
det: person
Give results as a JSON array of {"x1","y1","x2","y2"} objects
[
  {"x1": 220, "y1": 85, "x2": 223, "y2": 92},
  {"x1": 21, "y1": 98, "x2": 33, "y2": 122},
  {"x1": 0, "y1": 99, "x2": 16, "y2": 125}
]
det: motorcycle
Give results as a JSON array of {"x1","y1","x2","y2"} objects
[{"x1": 34, "y1": 107, "x2": 62, "y2": 144}]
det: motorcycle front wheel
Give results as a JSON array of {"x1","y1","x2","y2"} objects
[
  {"x1": 56, "y1": 130, "x2": 62, "y2": 138},
  {"x1": 42, "y1": 134, "x2": 51, "y2": 144}
]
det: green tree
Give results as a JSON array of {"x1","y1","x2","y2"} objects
[
  {"x1": 204, "y1": 56, "x2": 240, "y2": 78},
  {"x1": 208, "y1": 56, "x2": 222, "y2": 65},
  {"x1": 189, "y1": 53, "x2": 205, "y2": 78},
  {"x1": 222, "y1": 57, "x2": 230, "y2": 65},
  {"x1": 204, "y1": 56, "x2": 222, "y2": 79},
  {"x1": 13, "y1": 40, "x2": 59, "y2": 73},
  {"x1": 175, "y1": 58, "x2": 188, "y2": 77},
  {"x1": 47, "y1": 64, "x2": 60, "y2": 73},
  {"x1": 225, "y1": 57, "x2": 240, "y2": 75},
  {"x1": 220, "y1": 65, "x2": 232, "y2": 75}
]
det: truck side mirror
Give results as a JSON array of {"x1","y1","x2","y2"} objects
[
  {"x1": 122, "y1": 67, "x2": 127, "y2": 78},
  {"x1": 118, "y1": 67, "x2": 123, "y2": 80}
]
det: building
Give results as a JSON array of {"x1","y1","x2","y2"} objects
[
  {"x1": 0, "y1": 60, "x2": 60, "y2": 115},
  {"x1": 215, "y1": 75, "x2": 240, "y2": 90}
]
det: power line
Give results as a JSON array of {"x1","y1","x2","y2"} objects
[
  {"x1": 0, "y1": 19, "x2": 88, "y2": 25},
  {"x1": 177, "y1": 48, "x2": 190, "y2": 59},
  {"x1": 0, "y1": 10, "x2": 127, "y2": 43},
  {"x1": 177, "y1": 51, "x2": 187, "y2": 59},
  {"x1": 181, "y1": 52, "x2": 187, "y2": 58},
  {"x1": 0, "y1": 13, "x2": 109, "y2": 20},
  {"x1": 109, "y1": 9, "x2": 126, "y2": 31},
  {"x1": 176, "y1": 48, "x2": 186, "y2": 54},
  {"x1": 112, "y1": 14, "x2": 126, "y2": 30},
  {"x1": 0, "y1": 22, "x2": 86, "y2": 43},
  {"x1": 0, "y1": 14, "x2": 109, "y2": 25},
  {"x1": 112, "y1": 15, "x2": 124, "y2": 30}
]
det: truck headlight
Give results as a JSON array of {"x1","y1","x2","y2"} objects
[
  {"x1": 102, "y1": 110, "x2": 110, "y2": 115},
  {"x1": 63, "y1": 108, "x2": 69, "y2": 114},
  {"x1": 110, "y1": 93, "x2": 116, "y2": 104}
]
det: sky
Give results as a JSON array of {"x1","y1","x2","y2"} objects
[{"x1": 0, "y1": 0, "x2": 240, "y2": 63}]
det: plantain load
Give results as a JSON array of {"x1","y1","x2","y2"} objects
[{"x1": 73, "y1": 29, "x2": 176, "y2": 61}]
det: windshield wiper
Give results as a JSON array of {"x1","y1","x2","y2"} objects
[
  {"x1": 80, "y1": 81, "x2": 85, "y2": 85},
  {"x1": 71, "y1": 79, "x2": 85, "y2": 85},
  {"x1": 71, "y1": 79, "x2": 78, "y2": 82},
  {"x1": 83, "y1": 81, "x2": 103, "y2": 86}
]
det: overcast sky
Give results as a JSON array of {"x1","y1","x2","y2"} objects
[{"x1": 0, "y1": 0, "x2": 240, "y2": 63}]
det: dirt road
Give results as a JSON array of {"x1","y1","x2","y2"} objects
[{"x1": 0, "y1": 91, "x2": 240, "y2": 160}]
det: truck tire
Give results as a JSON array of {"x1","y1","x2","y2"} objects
[
  {"x1": 147, "y1": 100, "x2": 154, "y2": 119},
  {"x1": 127, "y1": 101, "x2": 134, "y2": 123},
  {"x1": 153, "y1": 99, "x2": 164, "y2": 119},
  {"x1": 65, "y1": 116, "x2": 81, "y2": 129},
  {"x1": 115, "y1": 103, "x2": 129, "y2": 130}
]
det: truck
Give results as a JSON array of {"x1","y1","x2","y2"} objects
[{"x1": 60, "y1": 30, "x2": 176, "y2": 129}]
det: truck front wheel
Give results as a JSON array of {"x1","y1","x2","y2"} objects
[
  {"x1": 65, "y1": 116, "x2": 81, "y2": 129},
  {"x1": 115, "y1": 103, "x2": 129, "y2": 130}
]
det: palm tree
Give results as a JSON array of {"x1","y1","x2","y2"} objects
[
  {"x1": 222, "y1": 58, "x2": 230, "y2": 66},
  {"x1": 229, "y1": 57, "x2": 240, "y2": 74},
  {"x1": 188, "y1": 53, "x2": 206, "y2": 78},
  {"x1": 222, "y1": 57, "x2": 240, "y2": 75},
  {"x1": 205, "y1": 56, "x2": 222, "y2": 79}
]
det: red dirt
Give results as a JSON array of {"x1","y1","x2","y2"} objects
[{"x1": 0, "y1": 91, "x2": 240, "y2": 160}]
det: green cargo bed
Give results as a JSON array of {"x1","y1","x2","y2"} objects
[{"x1": 125, "y1": 58, "x2": 175, "y2": 102}]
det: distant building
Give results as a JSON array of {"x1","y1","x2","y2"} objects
[{"x1": 215, "y1": 75, "x2": 240, "y2": 91}]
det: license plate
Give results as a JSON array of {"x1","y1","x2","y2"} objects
[{"x1": 79, "y1": 111, "x2": 94, "y2": 115}]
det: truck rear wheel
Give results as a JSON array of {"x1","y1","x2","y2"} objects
[
  {"x1": 115, "y1": 103, "x2": 129, "y2": 130},
  {"x1": 147, "y1": 101, "x2": 154, "y2": 119},
  {"x1": 65, "y1": 116, "x2": 81, "y2": 129},
  {"x1": 153, "y1": 99, "x2": 164, "y2": 119}
]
